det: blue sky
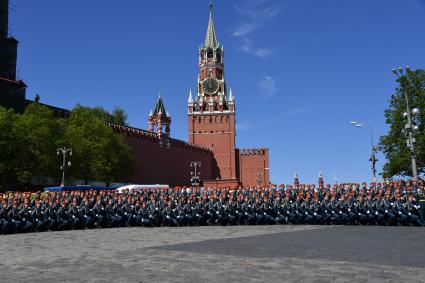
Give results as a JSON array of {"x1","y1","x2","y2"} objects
[{"x1": 9, "y1": 0, "x2": 425, "y2": 184}]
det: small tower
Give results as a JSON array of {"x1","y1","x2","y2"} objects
[
  {"x1": 318, "y1": 171, "x2": 324, "y2": 187},
  {"x1": 148, "y1": 95, "x2": 172, "y2": 138},
  {"x1": 294, "y1": 172, "x2": 300, "y2": 188}
]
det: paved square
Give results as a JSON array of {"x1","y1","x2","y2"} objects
[{"x1": 0, "y1": 226, "x2": 424, "y2": 282}]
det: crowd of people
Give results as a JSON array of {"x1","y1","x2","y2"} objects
[{"x1": 1, "y1": 180, "x2": 424, "y2": 234}]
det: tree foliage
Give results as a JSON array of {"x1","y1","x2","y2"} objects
[
  {"x1": 14, "y1": 104, "x2": 64, "y2": 185},
  {"x1": 379, "y1": 69, "x2": 425, "y2": 178},
  {"x1": 65, "y1": 106, "x2": 135, "y2": 184},
  {"x1": 0, "y1": 104, "x2": 63, "y2": 189},
  {"x1": 0, "y1": 104, "x2": 135, "y2": 190},
  {"x1": 111, "y1": 106, "x2": 128, "y2": 125},
  {"x1": 0, "y1": 107, "x2": 19, "y2": 188},
  {"x1": 72, "y1": 104, "x2": 128, "y2": 125}
]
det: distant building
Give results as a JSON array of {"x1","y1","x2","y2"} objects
[
  {"x1": 0, "y1": 0, "x2": 26, "y2": 112},
  {"x1": 0, "y1": 1, "x2": 270, "y2": 187}
]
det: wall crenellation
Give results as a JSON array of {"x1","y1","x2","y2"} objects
[
  {"x1": 107, "y1": 122, "x2": 213, "y2": 155},
  {"x1": 239, "y1": 148, "x2": 268, "y2": 156}
]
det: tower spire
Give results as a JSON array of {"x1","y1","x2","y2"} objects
[
  {"x1": 188, "y1": 89, "x2": 193, "y2": 104},
  {"x1": 205, "y1": 0, "x2": 218, "y2": 48},
  {"x1": 228, "y1": 88, "x2": 234, "y2": 102}
]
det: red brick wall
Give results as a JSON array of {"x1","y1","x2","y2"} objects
[
  {"x1": 110, "y1": 123, "x2": 214, "y2": 187},
  {"x1": 238, "y1": 148, "x2": 270, "y2": 187}
]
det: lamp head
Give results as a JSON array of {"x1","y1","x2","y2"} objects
[{"x1": 412, "y1": 108, "x2": 420, "y2": 115}]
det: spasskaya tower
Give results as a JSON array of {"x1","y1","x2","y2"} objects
[
  {"x1": 188, "y1": 2, "x2": 270, "y2": 187},
  {"x1": 188, "y1": 1, "x2": 237, "y2": 183}
]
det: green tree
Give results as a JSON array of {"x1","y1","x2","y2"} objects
[
  {"x1": 379, "y1": 69, "x2": 425, "y2": 178},
  {"x1": 65, "y1": 106, "x2": 135, "y2": 184},
  {"x1": 111, "y1": 106, "x2": 128, "y2": 125},
  {"x1": 0, "y1": 107, "x2": 19, "y2": 190},
  {"x1": 13, "y1": 103, "x2": 64, "y2": 186}
]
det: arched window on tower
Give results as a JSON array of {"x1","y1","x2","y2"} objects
[
  {"x1": 207, "y1": 49, "x2": 214, "y2": 59},
  {"x1": 216, "y1": 51, "x2": 222, "y2": 63}
]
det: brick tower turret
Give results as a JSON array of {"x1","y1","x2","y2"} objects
[{"x1": 148, "y1": 96, "x2": 171, "y2": 138}]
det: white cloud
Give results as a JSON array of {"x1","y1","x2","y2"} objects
[
  {"x1": 235, "y1": 2, "x2": 280, "y2": 22},
  {"x1": 233, "y1": 0, "x2": 280, "y2": 58},
  {"x1": 241, "y1": 38, "x2": 273, "y2": 58},
  {"x1": 258, "y1": 75, "x2": 278, "y2": 98},
  {"x1": 271, "y1": 107, "x2": 310, "y2": 121},
  {"x1": 233, "y1": 23, "x2": 257, "y2": 37}
]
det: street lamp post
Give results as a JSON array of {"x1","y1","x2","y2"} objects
[
  {"x1": 57, "y1": 147, "x2": 72, "y2": 187},
  {"x1": 349, "y1": 121, "x2": 378, "y2": 182},
  {"x1": 190, "y1": 161, "x2": 202, "y2": 186},
  {"x1": 392, "y1": 66, "x2": 421, "y2": 181}
]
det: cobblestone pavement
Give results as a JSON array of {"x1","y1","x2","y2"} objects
[{"x1": 0, "y1": 226, "x2": 424, "y2": 282}]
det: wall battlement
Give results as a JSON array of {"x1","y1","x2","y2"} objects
[
  {"x1": 239, "y1": 148, "x2": 269, "y2": 156},
  {"x1": 107, "y1": 122, "x2": 213, "y2": 155}
]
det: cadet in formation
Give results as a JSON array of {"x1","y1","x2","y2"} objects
[{"x1": 0, "y1": 180, "x2": 424, "y2": 234}]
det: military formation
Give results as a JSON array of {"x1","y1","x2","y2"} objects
[{"x1": 0, "y1": 180, "x2": 424, "y2": 234}]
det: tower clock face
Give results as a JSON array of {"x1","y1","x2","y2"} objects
[{"x1": 202, "y1": 78, "x2": 219, "y2": 94}]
